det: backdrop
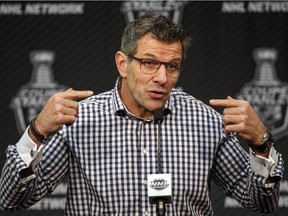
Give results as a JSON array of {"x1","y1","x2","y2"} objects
[{"x1": 0, "y1": 1, "x2": 287, "y2": 215}]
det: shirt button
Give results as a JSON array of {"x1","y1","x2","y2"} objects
[
  {"x1": 143, "y1": 179, "x2": 148, "y2": 185},
  {"x1": 20, "y1": 187, "x2": 27, "y2": 192},
  {"x1": 144, "y1": 211, "x2": 150, "y2": 216},
  {"x1": 30, "y1": 150, "x2": 35, "y2": 158},
  {"x1": 142, "y1": 147, "x2": 148, "y2": 155}
]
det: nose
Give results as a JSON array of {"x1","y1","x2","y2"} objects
[{"x1": 153, "y1": 64, "x2": 168, "y2": 84}]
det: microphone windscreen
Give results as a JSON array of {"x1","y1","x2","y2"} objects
[{"x1": 154, "y1": 109, "x2": 164, "y2": 124}]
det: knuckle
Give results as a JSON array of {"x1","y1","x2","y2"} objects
[
  {"x1": 242, "y1": 101, "x2": 250, "y2": 109},
  {"x1": 223, "y1": 115, "x2": 229, "y2": 123},
  {"x1": 50, "y1": 94, "x2": 62, "y2": 104},
  {"x1": 239, "y1": 123, "x2": 246, "y2": 132},
  {"x1": 74, "y1": 109, "x2": 78, "y2": 116},
  {"x1": 224, "y1": 125, "x2": 231, "y2": 133},
  {"x1": 240, "y1": 115, "x2": 248, "y2": 123}
]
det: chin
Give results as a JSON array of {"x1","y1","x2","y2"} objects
[{"x1": 149, "y1": 104, "x2": 165, "y2": 111}]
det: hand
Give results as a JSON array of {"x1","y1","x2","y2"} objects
[
  {"x1": 209, "y1": 96, "x2": 267, "y2": 145},
  {"x1": 33, "y1": 88, "x2": 94, "y2": 138}
]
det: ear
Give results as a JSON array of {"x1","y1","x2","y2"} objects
[{"x1": 115, "y1": 51, "x2": 128, "y2": 78}]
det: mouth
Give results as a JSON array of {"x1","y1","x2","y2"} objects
[{"x1": 147, "y1": 90, "x2": 167, "y2": 99}]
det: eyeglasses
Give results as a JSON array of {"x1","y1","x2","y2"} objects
[{"x1": 127, "y1": 54, "x2": 181, "y2": 78}]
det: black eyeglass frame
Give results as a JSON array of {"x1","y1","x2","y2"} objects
[{"x1": 126, "y1": 54, "x2": 182, "y2": 78}]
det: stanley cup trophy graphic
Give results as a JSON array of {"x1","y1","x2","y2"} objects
[
  {"x1": 237, "y1": 48, "x2": 288, "y2": 140},
  {"x1": 253, "y1": 48, "x2": 281, "y2": 86},
  {"x1": 10, "y1": 50, "x2": 67, "y2": 134},
  {"x1": 121, "y1": 0, "x2": 188, "y2": 24}
]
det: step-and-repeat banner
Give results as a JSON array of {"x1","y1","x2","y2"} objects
[{"x1": 0, "y1": 1, "x2": 287, "y2": 215}]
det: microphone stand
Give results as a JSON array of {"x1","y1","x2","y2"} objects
[
  {"x1": 154, "y1": 109, "x2": 166, "y2": 216},
  {"x1": 157, "y1": 120, "x2": 163, "y2": 174}
]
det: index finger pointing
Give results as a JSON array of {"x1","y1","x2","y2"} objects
[
  {"x1": 63, "y1": 88, "x2": 94, "y2": 100},
  {"x1": 209, "y1": 98, "x2": 236, "y2": 108}
]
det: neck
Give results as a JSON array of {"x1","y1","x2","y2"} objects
[{"x1": 118, "y1": 78, "x2": 153, "y2": 120}]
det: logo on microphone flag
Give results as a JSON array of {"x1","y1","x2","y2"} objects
[{"x1": 150, "y1": 178, "x2": 169, "y2": 191}]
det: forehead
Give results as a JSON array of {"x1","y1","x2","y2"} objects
[{"x1": 135, "y1": 35, "x2": 183, "y2": 59}]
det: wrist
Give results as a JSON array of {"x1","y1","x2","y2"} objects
[
  {"x1": 29, "y1": 118, "x2": 51, "y2": 144},
  {"x1": 248, "y1": 129, "x2": 274, "y2": 154}
]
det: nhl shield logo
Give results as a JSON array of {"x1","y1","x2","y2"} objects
[{"x1": 236, "y1": 48, "x2": 288, "y2": 140}]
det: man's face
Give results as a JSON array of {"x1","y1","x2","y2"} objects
[{"x1": 118, "y1": 35, "x2": 182, "y2": 119}]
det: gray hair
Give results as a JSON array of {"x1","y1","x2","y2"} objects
[{"x1": 121, "y1": 13, "x2": 192, "y2": 62}]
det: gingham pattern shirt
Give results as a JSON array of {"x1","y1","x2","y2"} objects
[{"x1": 0, "y1": 81, "x2": 284, "y2": 216}]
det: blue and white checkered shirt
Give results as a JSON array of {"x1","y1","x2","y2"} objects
[{"x1": 0, "y1": 80, "x2": 284, "y2": 215}]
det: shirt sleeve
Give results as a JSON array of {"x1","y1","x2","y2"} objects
[
  {"x1": 16, "y1": 127, "x2": 44, "y2": 166},
  {"x1": 249, "y1": 147, "x2": 277, "y2": 178},
  {"x1": 212, "y1": 134, "x2": 284, "y2": 213},
  {"x1": 0, "y1": 129, "x2": 69, "y2": 210}
]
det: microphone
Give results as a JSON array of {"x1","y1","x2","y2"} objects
[
  {"x1": 154, "y1": 108, "x2": 164, "y2": 125},
  {"x1": 147, "y1": 109, "x2": 172, "y2": 216}
]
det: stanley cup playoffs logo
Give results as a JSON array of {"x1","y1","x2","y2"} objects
[
  {"x1": 236, "y1": 48, "x2": 288, "y2": 140},
  {"x1": 10, "y1": 50, "x2": 67, "y2": 134},
  {"x1": 121, "y1": 0, "x2": 188, "y2": 24}
]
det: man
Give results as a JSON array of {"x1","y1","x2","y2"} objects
[{"x1": 0, "y1": 13, "x2": 283, "y2": 215}]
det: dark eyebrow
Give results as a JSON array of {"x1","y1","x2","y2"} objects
[{"x1": 142, "y1": 54, "x2": 182, "y2": 64}]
